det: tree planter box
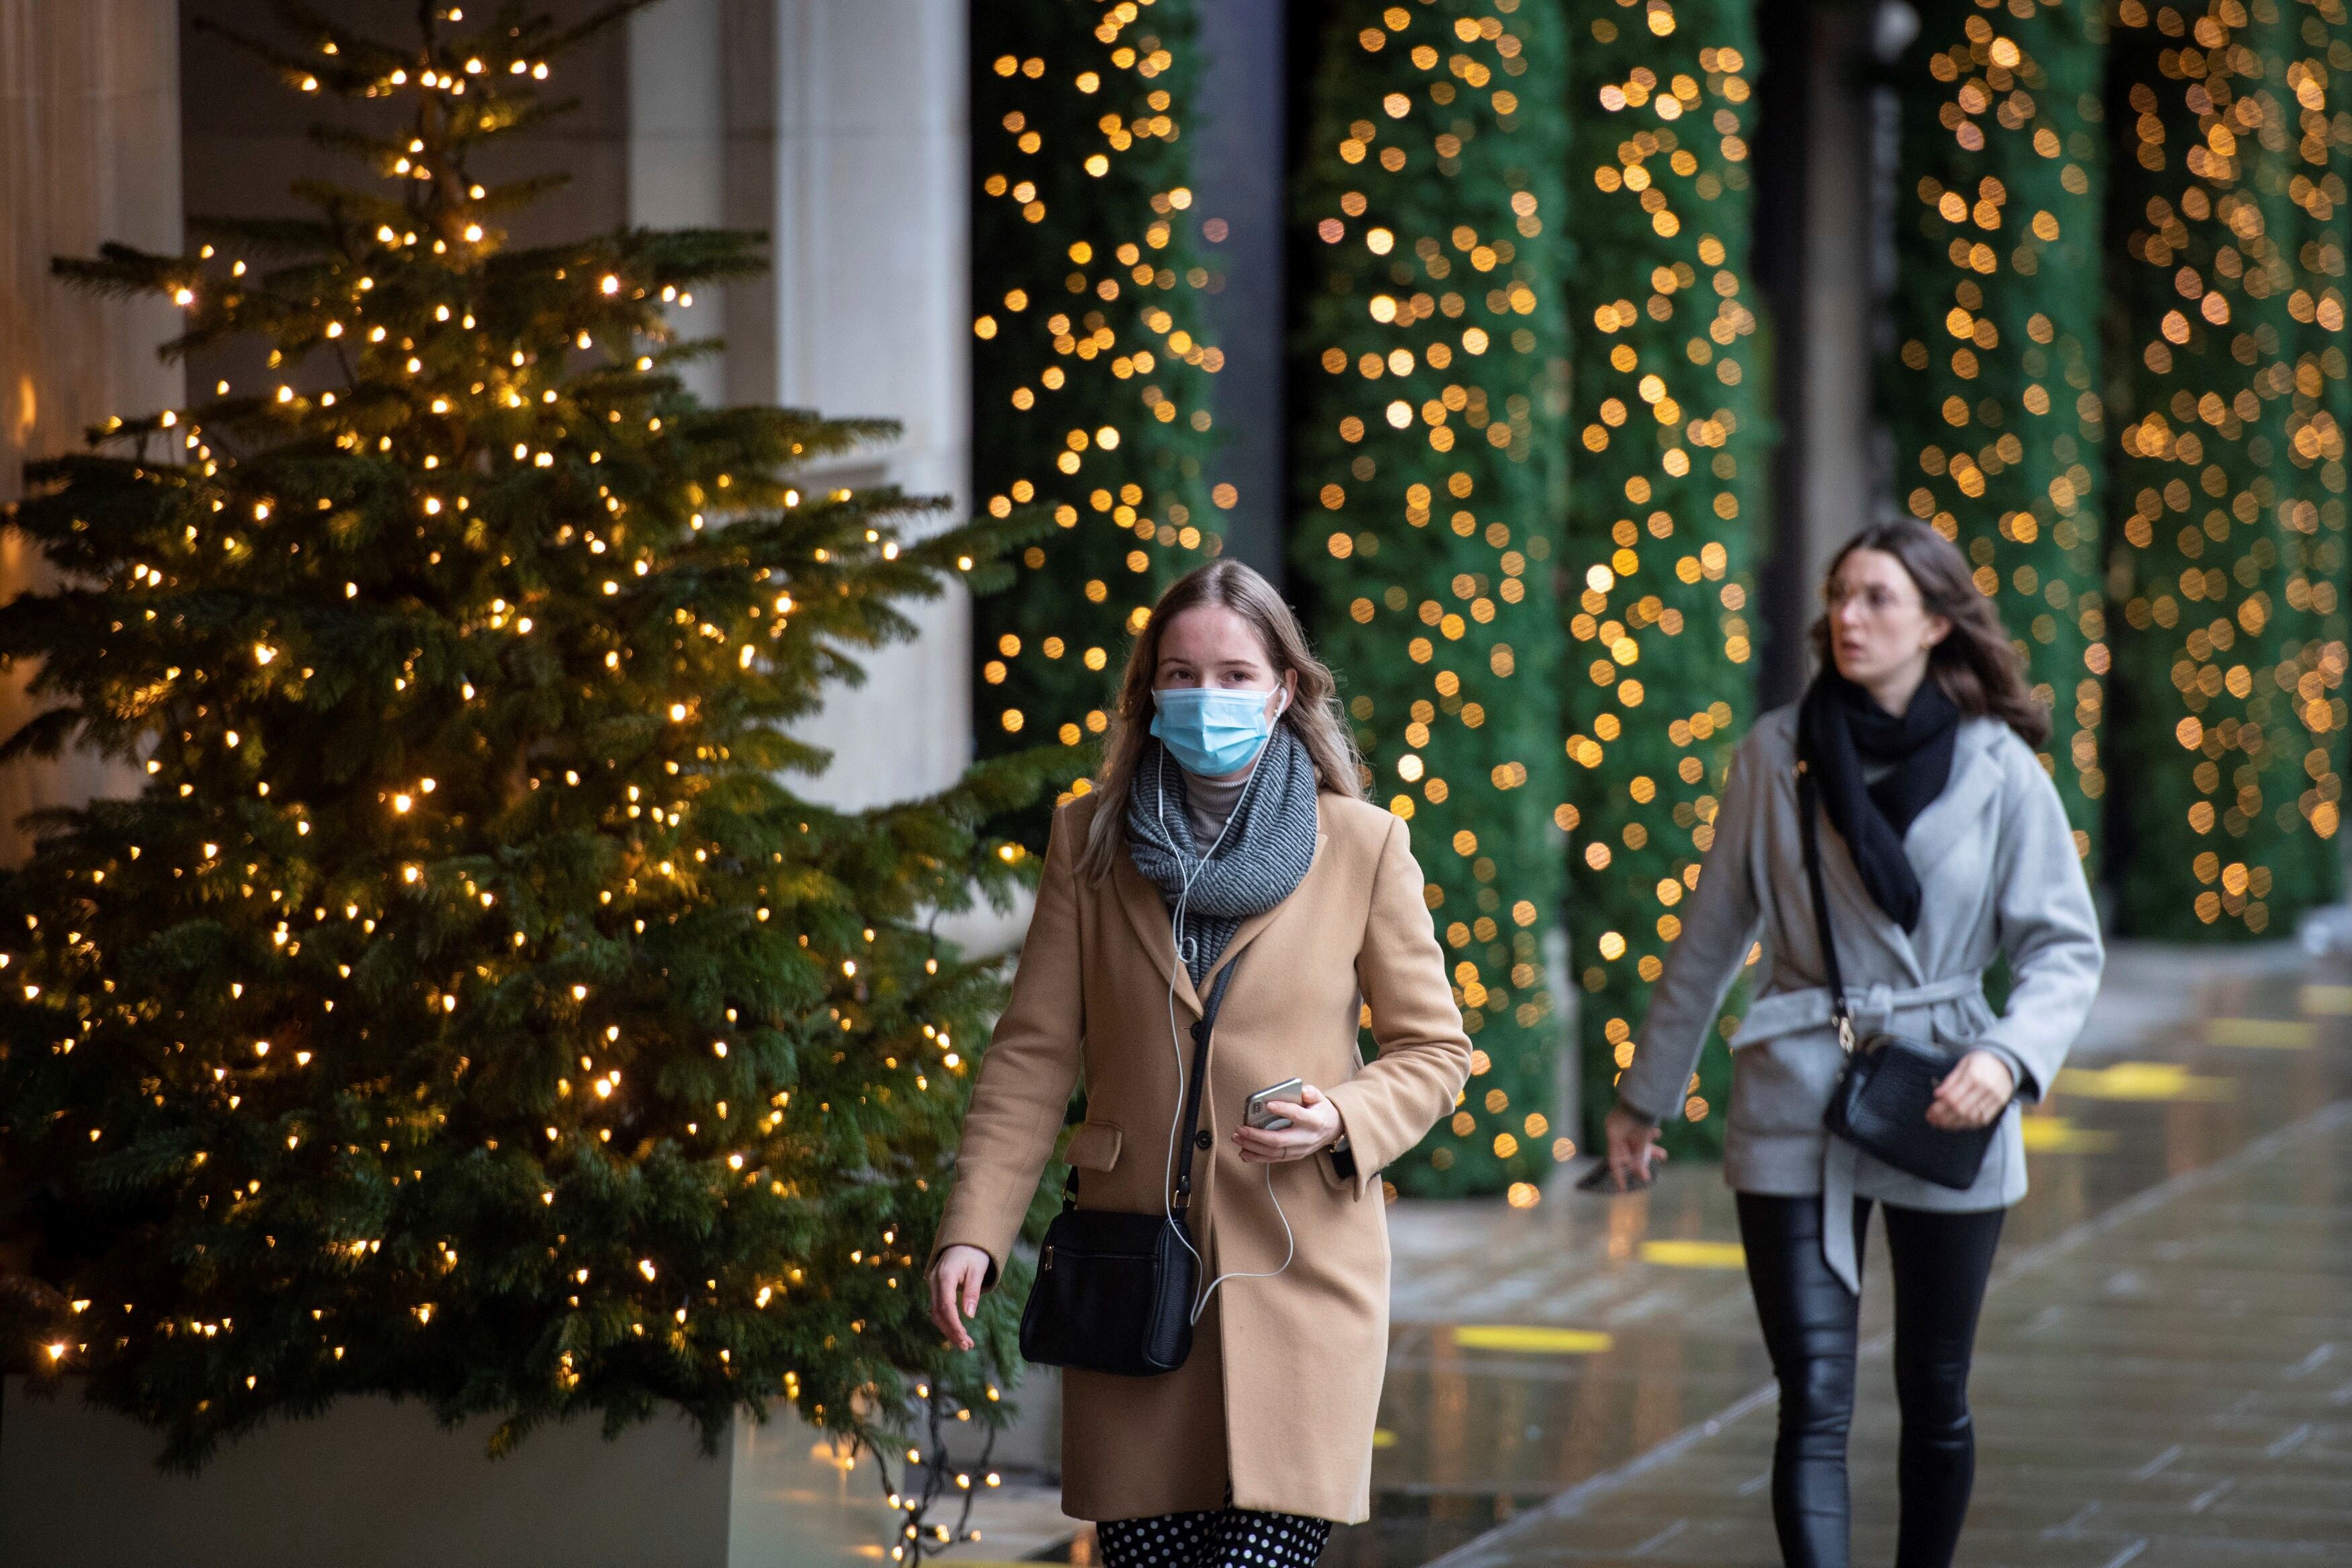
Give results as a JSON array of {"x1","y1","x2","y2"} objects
[{"x1": 0, "y1": 1376, "x2": 898, "y2": 1568}]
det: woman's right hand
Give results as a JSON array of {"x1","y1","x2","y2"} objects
[
  {"x1": 1603, "y1": 1103, "x2": 1668, "y2": 1192},
  {"x1": 928, "y1": 1244, "x2": 992, "y2": 1350}
]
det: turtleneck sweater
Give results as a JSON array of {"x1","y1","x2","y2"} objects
[{"x1": 1181, "y1": 765, "x2": 1253, "y2": 850}]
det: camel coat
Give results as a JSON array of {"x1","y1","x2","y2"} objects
[{"x1": 926, "y1": 787, "x2": 1472, "y2": 1523}]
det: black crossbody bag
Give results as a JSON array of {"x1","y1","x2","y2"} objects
[
  {"x1": 1797, "y1": 762, "x2": 1998, "y2": 1190},
  {"x1": 1017, "y1": 953, "x2": 1241, "y2": 1376}
]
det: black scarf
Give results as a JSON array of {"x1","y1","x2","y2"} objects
[
  {"x1": 1124, "y1": 728, "x2": 1318, "y2": 987},
  {"x1": 1797, "y1": 669, "x2": 1960, "y2": 932}
]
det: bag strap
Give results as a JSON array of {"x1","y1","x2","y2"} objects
[
  {"x1": 1062, "y1": 951, "x2": 1245, "y2": 1213},
  {"x1": 1170, "y1": 952, "x2": 1244, "y2": 1213},
  {"x1": 1795, "y1": 763, "x2": 1856, "y2": 1055}
]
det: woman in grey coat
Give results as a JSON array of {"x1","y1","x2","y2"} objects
[{"x1": 1607, "y1": 519, "x2": 2103, "y2": 1568}]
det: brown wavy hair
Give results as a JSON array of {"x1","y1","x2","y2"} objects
[
  {"x1": 1077, "y1": 560, "x2": 1366, "y2": 881},
  {"x1": 1807, "y1": 519, "x2": 2051, "y2": 747}
]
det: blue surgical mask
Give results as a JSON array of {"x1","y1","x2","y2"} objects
[{"x1": 1150, "y1": 686, "x2": 1287, "y2": 777}]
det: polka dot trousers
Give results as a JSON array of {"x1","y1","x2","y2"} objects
[{"x1": 1095, "y1": 1508, "x2": 1331, "y2": 1568}]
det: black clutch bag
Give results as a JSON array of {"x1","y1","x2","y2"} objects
[
  {"x1": 1017, "y1": 955, "x2": 1241, "y2": 1376},
  {"x1": 1798, "y1": 763, "x2": 1998, "y2": 1191}
]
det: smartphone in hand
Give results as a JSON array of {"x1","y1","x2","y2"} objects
[
  {"x1": 1574, "y1": 1159, "x2": 1656, "y2": 1196},
  {"x1": 1245, "y1": 1077, "x2": 1306, "y2": 1131}
]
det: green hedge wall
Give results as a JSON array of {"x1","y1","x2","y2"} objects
[
  {"x1": 1561, "y1": 1, "x2": 1767, "y2": 1157},
  {"x1": 1884, "y1": 1, "x2": 2109, "y2": 867},
  {"x1": 1289, "y1": 0, "x2": 1571, "y2": 1198},
  {"x1": 968, "y1": 0, "x2": 1222, "y2": 819},
  {"x1": 2105, "y1": 0, "x2": 2350, "y2": 938}
]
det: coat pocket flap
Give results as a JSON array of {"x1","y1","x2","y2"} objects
[{"x1": 1066, "y1": 1119, "x2": 1124, "y2": 1172}]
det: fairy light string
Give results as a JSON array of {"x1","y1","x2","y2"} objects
[
  {"x1": 1564, "y1": 0, "x2": 1765, "y2": 1157},
  {"x1": 1885, "y1": 0, "x2": 2110, "y2": 877},
  {"x1": 2273, "y1": 0, "x2": 2352, "y2": 918},
  {"x1": 1290, "y1": 0, "x2": 1572, "y2": 1201},
  {"x1": 2107, "y1": 0, "x2": 2351, "y2": 937},
  {"x1": 968, "y1": 0, "x2": 1223, "y2": 824}
]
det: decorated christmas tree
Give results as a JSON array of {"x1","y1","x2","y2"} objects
[{"x1": 0, "y1": 1, "x2": 1050, "y2": 1509}]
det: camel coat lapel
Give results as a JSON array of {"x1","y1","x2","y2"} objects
[
  {"x1": 928, "y1": 789, "x2": 1470, "y2": 1524},
  {"x1": 1112, "y1": 849, "x2": 1202, "y2": 1016}
]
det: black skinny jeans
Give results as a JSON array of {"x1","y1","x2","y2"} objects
[{"x1": 1736, "y1": 1193, "x2": 2005, "y2": 1568}]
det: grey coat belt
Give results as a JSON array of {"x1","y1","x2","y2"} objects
[
  {"x1": 1730, "y1": 971, "x2": 1990, "y2": 1049},
  {"x1": 1736, "y1": 971, "x2": 1990, "y2": 1289}
]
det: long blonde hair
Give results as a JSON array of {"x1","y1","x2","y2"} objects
[{"x1": 1077, "y1": 560, "x2": 1366, "y2": 882}]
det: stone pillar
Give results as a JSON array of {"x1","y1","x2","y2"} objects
[
  {"x1": 1795, "y1": 4, "x2": 1883, "y2": 577},
  {"x1": 728, "y1": 1, "x2": 974, "y2": 814},
  {"x1": 630, "y1": 0, "x2": 728, "y2": 405},
  {"x1": 1751, "y1": 0, "x2": 1882, "y2": 706},
  {"x1": 1191, "y1": 0, "x2": 1288, "y2": 584},
  {"x1": 0, "y1": 0, "x2": 183, "y2": 861}
]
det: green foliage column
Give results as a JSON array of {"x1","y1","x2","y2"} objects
[
  {"x1": 2107, "y1": 0, "x2": 2349, "y2": 939},
  {"x1": 0, "y1": 8, "x2": 1047, "y2": 1481},
  {"x1": 1562, "y1": 1, "x2": 1767, "y2": 1157},
  {"x1": 2274, "y1": 1, "x2": 2352, "y2": 916},
  {"x1": 1884, "y1": 1, "x2": 2109, "y2": 859},
  {"x1": 968, "y1": 0, "x2": 1222, "y2": 813},
  {"x1": 1290, "y1": 0, "x2": 1571, "y2": 1198}
]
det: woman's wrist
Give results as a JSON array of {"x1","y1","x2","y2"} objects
[
  {"x1": 1610, "y1": 1098, "x2": 1661, "y2": 1130},
  {"x1": 1294, "y1": 1113, "x2": 1343, "y2": 1158}
]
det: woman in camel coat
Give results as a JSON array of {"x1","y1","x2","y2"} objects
[{"x1": 927, "y1": 560, "x2": 1471, "y2": 1561}]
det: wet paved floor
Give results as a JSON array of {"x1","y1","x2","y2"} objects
[
  {"x1": 1322, "y1": 940, "x2": 2352, "y2": 1568},
  {"x1": 1013, "y1": 941, "x2": 2352, "y2": 1568}
]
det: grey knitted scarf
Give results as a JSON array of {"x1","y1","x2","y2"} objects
[{"x1": 1124, "y1": 726, "x2": 1319, "y2": 988}]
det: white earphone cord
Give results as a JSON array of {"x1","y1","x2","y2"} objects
[{"x1": 1154, "y1": 694, "x2": 1296, "y2": 1325}]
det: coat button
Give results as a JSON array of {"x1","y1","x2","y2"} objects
[{"x1": 1194, "y1": 1131, "x2": 1214, "y2": 1151}]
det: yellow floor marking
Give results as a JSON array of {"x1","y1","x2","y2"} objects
[
  {"x1": 2300, "y1": 984, "x2": 2352, "y2": 1016},
  {"x1": 2020, "y1": 1116, "x2": 2122, "y2": 1153},
  {"x1": 1372, "y1": 1427, "x2": 1398, "y2": 1449},
  {"x1": 1450, "y1": 1324, "x2": 1614, "y2": 1354},
  {"x1": 2054, "y1": 1062, "x2": 2235, "y2": 1102},
  {"x1": 2205, "y1": 1016, "x2": 2314, "y2": 1049},
  {"x1": 1638, "y1": 1238, "x2": 1747, "y2": 1269}
]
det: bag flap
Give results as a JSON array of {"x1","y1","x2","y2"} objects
[{"x1": 1066, "y1": 1119, "x2": 1124, "y2": 1171}]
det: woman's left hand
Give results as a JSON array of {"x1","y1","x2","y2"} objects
[
  {"x1": 1234, "y1": 1082, "x2": 1343, "y2": 1163},
  {"x1": 1927, "y1": 1049, "x2": 2015, "y2": 1131}
]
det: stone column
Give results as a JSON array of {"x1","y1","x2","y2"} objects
[
  {"x1": 1795, "y1": 4, "x2": 1883, "y2": 576},
  {"x1": 0, "y1": 0, "x2": 183, "y2": 861},
  {"x1": 629, "y1": 0, "x2": 728, "y2": 404},
  {"x1": 1191, "y1": 0, "x2": 1288, "y2": 584},
  {"x1": 1751, "y1": 0, "x2": 1883, "y2": 705},
  {"x1": 728, "y1": 0, "x2": 974, "y2": 814}
]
